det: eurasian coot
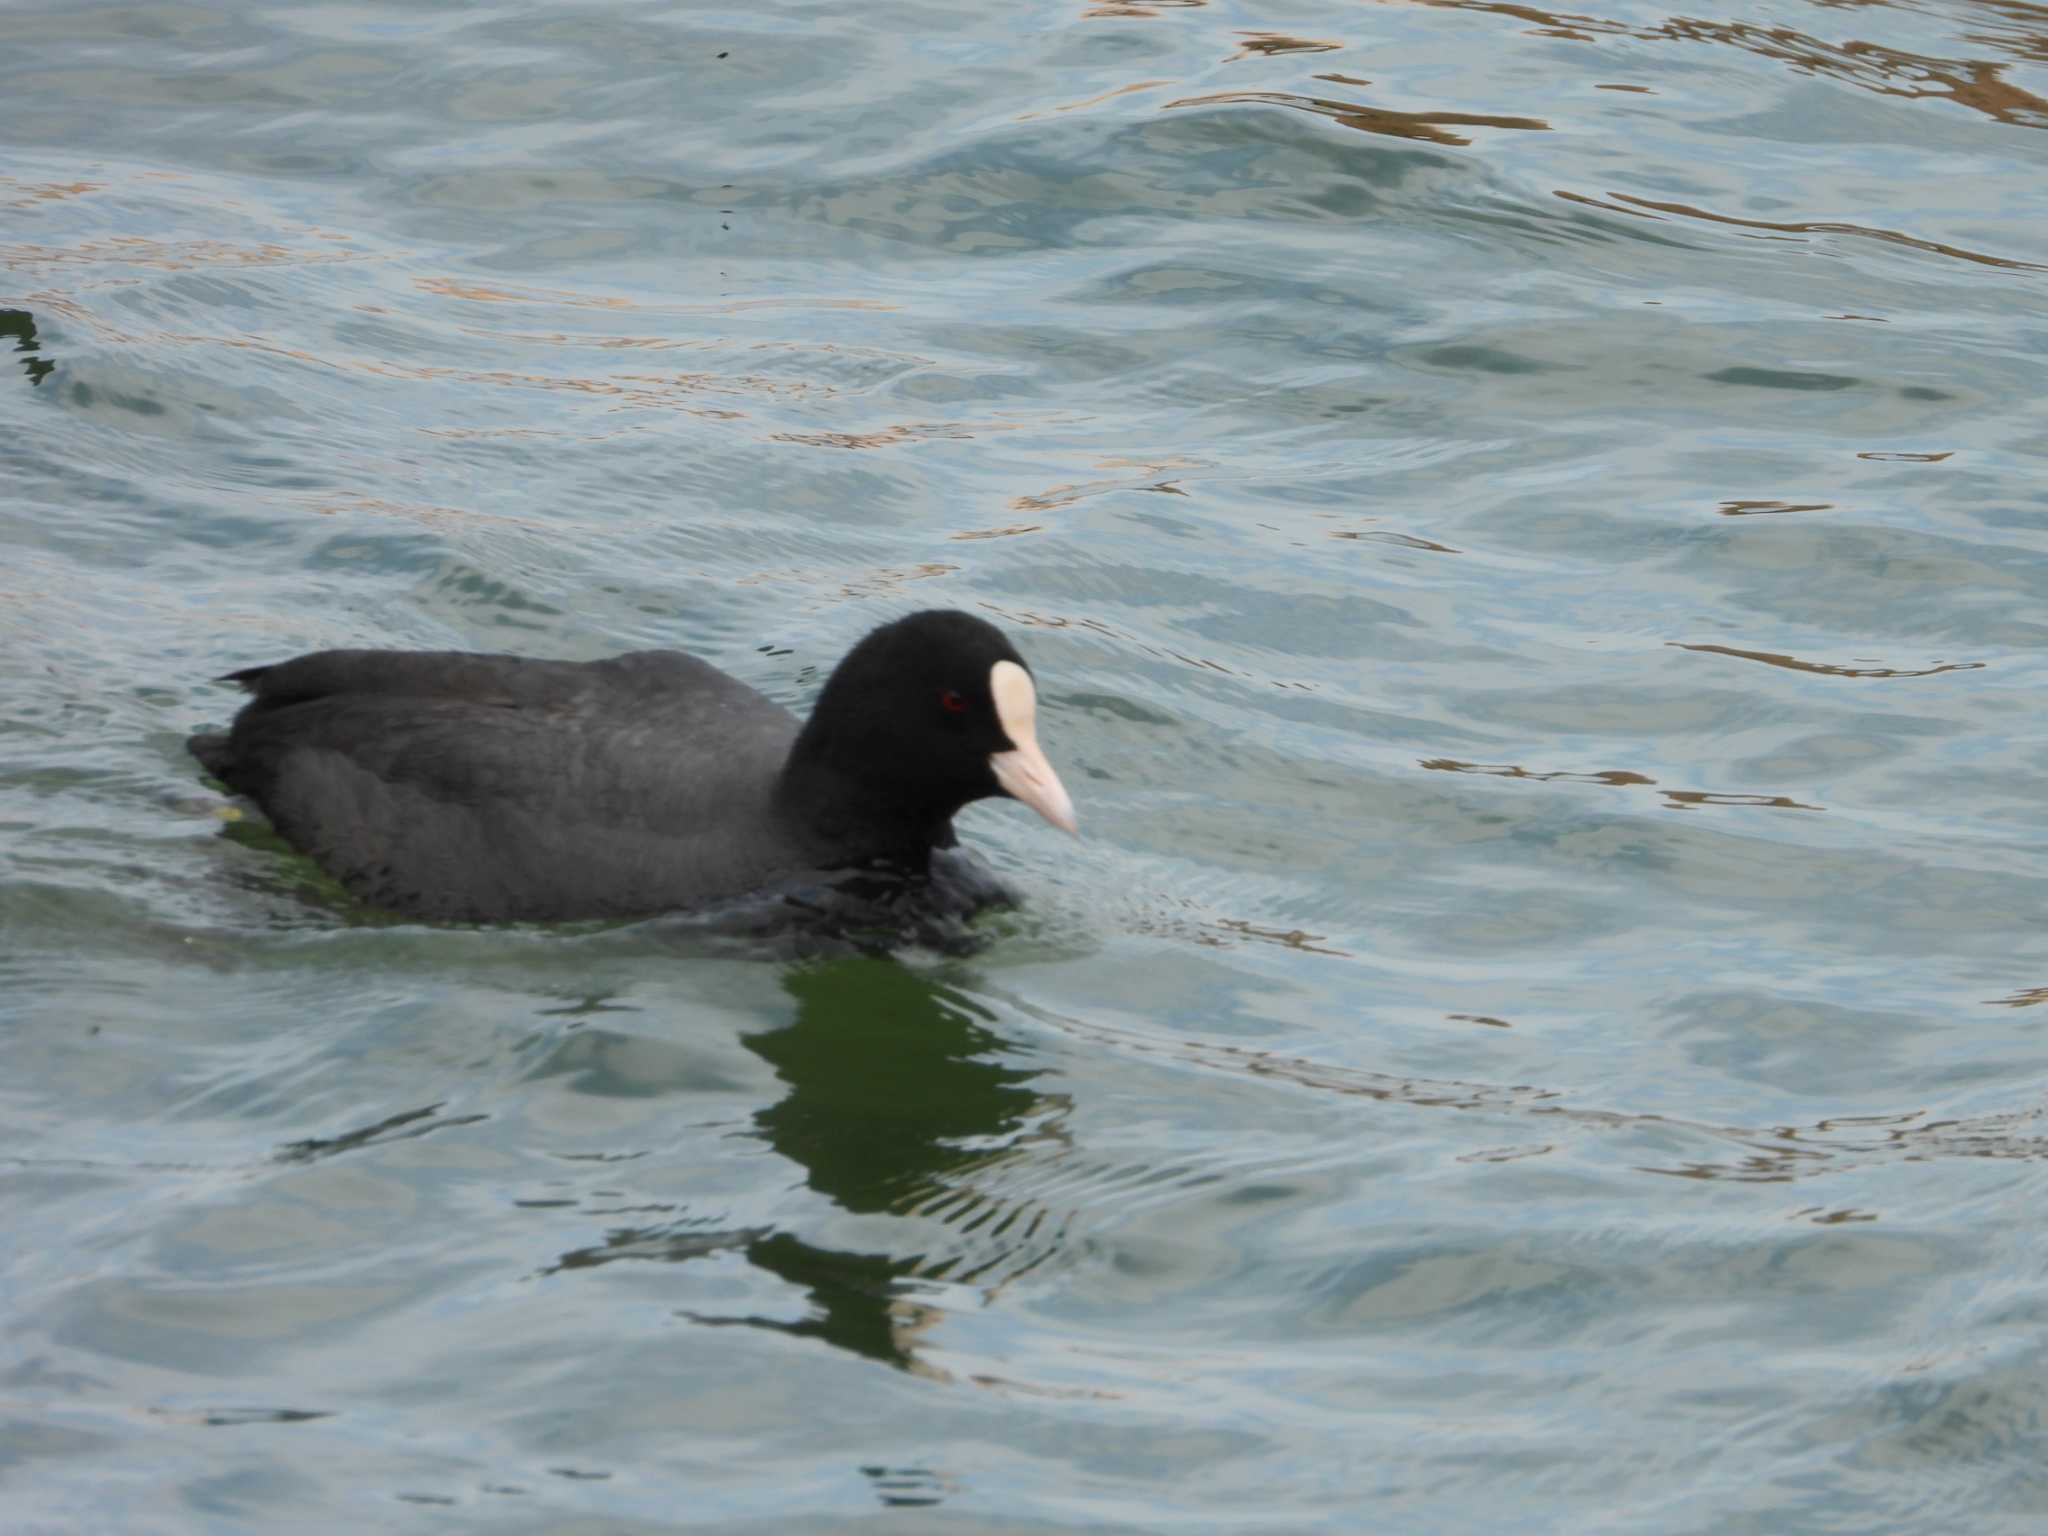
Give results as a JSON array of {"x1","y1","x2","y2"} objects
[{"x1": 189, "y1": 609, "x2": 1076, "y2": 925}]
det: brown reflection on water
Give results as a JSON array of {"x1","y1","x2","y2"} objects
[
  {"x1": 1423, "y1": 758, "x2": 1655, "y2": 788},
  {"x1": 1011, "y1": 474, "x2": 1187, "y2": 513},
  {"x1": 1211, "y1": 918, "x2": 1352, "y2": 957},
  {"x1": 3, "y1": 236, "x2": 367, "y2": 274},
  {"x1": 1006, "y1": 456, "x2": 1202, "y2": 516},
  {"x1": 1095, "y1": 453, "x2": 1207, "y2": 473},
  {"x1": 1967, "y1": 0, "x2": 2048, "y2": 64},
  {"x1": 1410, "y1": 0, "x2": 2048, "y2": 131},
  {"x1": 771, "y1": 420, "x2": 1018, "y2": 450},
  {"x1": 1985, "y1": 985, "x2": 2048, "y2": 1007},
  {"x1": 0, "y1": 177, "x2": 105, "y2": 208},
  {"x1": 1554, "y1": 192, "x2": 2048, "y2": 272},
  {"x1": 1015, "y1": 79, "x2": 1175, "y2": 122},
  {"x1": 1645, "y1": 1105, "x2": 2048, "y2": 1184},
  {"x1": 1858, "y1": 450, "x2": 1953, "y2": 462},
  {"x1": 1228, "y1": 31, "x2": 1344, "y2": 59},
  {"x1": 1163, "y1": 89, "x2": 1549, "y2": 146},
  {"x1": 1423, "y1": 757, "x2": 1821, "y2": 811},
  {"x1": 1662, "y1": 790, "x2": 1821, "y2": 811},
  {"x1": 458, "y1": 330, "x2": 689, "y2": 352},
  {"x1": 418, "y1": 276, "x2": 631, "y2": 309},
  {"x1": 950, "y1": 524, "x2": 1045, "y2": 541},
  {"x1": 1332, "y1": 528, "x2": 1462, "y2": 552},
  {"x1": 1671, "y1": 642, "x2": 1986, "y2": 679},
  {"x1": 1084, "y1": 0, "x2": 1204, "y2": 17},
  {"x1": 1718, "y1": 499, "x2": 1833, "y2": 516}
]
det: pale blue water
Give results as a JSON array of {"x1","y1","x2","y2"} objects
[{"x1": 5, "y1": 0, "x2": 2048, "y2": 1530}]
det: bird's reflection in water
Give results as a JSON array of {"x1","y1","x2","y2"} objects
[
  {"x1": 734, "y1": 960, "x2": 1056, "y2": 1369},
  {"x1": 0, "y1": 308, "x2": 56, "y2": 386},
  {"x1": 553, "y1": 958, "x2": 1060, "y2": 1371}
]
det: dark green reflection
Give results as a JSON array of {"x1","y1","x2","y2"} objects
[
  {"x1": 0, "y1": 309, "x2": 55, "y2": 386},
  {"x1": 731, "y1": 958, "x2": 1043, "y2": 1368},
  {"x1": 751, "y1": 959, "x2": 1040, "y2": 1213},
  {"x1": 544, "y1": 958, "x2": 1051, "y2": 1370}
]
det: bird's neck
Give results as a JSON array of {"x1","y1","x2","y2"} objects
[{"x1": 774, "y1": 737, "x2": 953, "y2": 870}]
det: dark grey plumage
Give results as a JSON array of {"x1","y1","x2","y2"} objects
[{"x1": 189, "y1": 609, "x2": 1069, "y2": 926}]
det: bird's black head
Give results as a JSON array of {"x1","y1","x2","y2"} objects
[{"x1": 778, "y1": 609, "x2": 1077, "y2": 859}]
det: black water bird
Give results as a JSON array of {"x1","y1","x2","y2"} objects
[{"x1": 188, "y1": 609, "x2": 1076, "y2": 927}]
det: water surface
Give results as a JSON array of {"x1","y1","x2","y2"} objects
[{"x1": 5, "y1": 0, "x2": 2048, "y2": 1529}]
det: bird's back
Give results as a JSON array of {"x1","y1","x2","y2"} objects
[{"x1": 194, "y1": 648, "x2": 809, "y2": 921}]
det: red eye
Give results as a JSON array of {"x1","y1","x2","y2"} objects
[{"x1": 938, "y1": 688, "x2": 967, "y2": 715}]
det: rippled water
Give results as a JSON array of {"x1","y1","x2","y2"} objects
[{"x1": 6, "y1": 0, "x2": 2048, "y2": 1529}]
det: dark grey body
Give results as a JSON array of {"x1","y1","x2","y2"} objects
[
  {"x1": 191, "y1": 648, "x2": 960, "y2": 924},
  {"x1": 189, "y1": 610, "x2": 1048, "y2": 935}
]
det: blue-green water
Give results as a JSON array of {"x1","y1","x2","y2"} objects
[{"x1": 5, "y1": 0, "x2": 2048, "y2": 1529}]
